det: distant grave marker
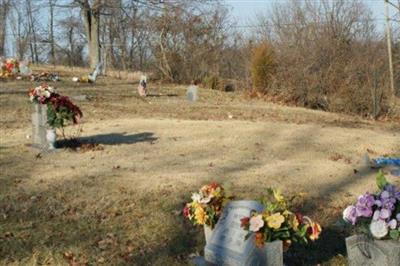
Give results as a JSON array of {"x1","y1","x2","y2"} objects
[
  {"x1": 187, "y1": 85, "x2": 198, "y2": 102},
  {"x1": 88, "y1": 62, "x2": 103, "y2": 82}
]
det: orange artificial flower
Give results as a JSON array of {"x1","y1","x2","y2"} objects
[{"x1": 307, "y1": 222, "x2": 321, "y2": 241}]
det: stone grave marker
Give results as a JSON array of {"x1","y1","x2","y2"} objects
[
  {"x1": 187, "y1": 85, "x2": 198, "y2": 102},
  {"x1": 200, "y1": 200, "x2": 283, "y2": 266},
  {"x1": 88, "y1": 62, "x2": 103, "y2": 82},
  {"x1": 346, "y1": 235, "x2": 400, "y2": 266},
  {"x1": 32, "y1": 103, "x2": 48, "y2": 149}
]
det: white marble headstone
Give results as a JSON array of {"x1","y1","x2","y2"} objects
[
  {"x1": 32, "y1": 104, "x2": 48, "y2": 149},
  {"x1": 187, "y1": 85, "x2": 198, "y2": 102},
  {"x1": 204, "y1": 200, "x2": 267, "y2": 266}
]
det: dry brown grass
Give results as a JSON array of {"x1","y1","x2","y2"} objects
[
  {"x1": 1, "y1": 67, "x2": 399, "y2": 265},
  {"x1": 31, "y1": 64, "x2": 147, "y2": 82}
]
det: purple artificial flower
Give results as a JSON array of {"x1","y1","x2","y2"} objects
[
  {"x1": 355, "y1": 193, "x2": 375, "y2": 218},
  {"x1": 384, "y1": 184, "x2": 400, "y2": 200},
  {"x1": 381, "y1": 197, "x2": 396, "y2": 211},
  {"x1": 375, "y1": 200, "x2": 382, "y2": 207},
  {"x1": 380, "y1": 191, "x2": 390, "y2": 199},
  {"x1": 343, "y1": 205, "x2": 357, "y2": 225},
  {"x1": 379, "y1": 209, "x2": 392, "y2": 220},
  {"x1": 381, "y1": 190, "x2": 390, "y2": 199},
  {"x1": 388, "y1": 219, "x2": 397, "y2": 229}
]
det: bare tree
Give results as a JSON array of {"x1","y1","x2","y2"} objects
[
  {"x1": 74, "y1": 0, "x2": 102, "y2": 68},
  {"x1": 26, "y1": 0, "x2": 39, "y2": 63},
  {"x1": 9, "y1": 0, "x2": 30, "y2": 60},
  {"x1": 0, "y1": 0, "x2": 11, "y2": 56},
  {"x1": 48, "y1": 0, "x2": 57, "y2": 65}
]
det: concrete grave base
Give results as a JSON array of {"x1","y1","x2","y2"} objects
[{"x1": 346, "y1": 234, "x2": 400, "y2": 266}]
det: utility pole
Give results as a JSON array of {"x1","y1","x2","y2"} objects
[{"x1": 384, "y1": 0, "x2": 395, "y2": 105}]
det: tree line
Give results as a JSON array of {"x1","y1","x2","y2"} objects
[{"x1": 0, "y1": 0, "x2": 399, "y2": 117}]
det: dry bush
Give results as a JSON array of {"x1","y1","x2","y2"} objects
[
  {"x1": 203, "y1": 75, "x2": 237, "y2": 92},
  {"x1": 250, "y1": 42, "x2": 277, "y2": 93},
  {"x1": 255, "y1": 0, "x2": 393, "y2": 117},
  {"x1": 204, "y1": 75, "x2": 220, "y2": 90}
]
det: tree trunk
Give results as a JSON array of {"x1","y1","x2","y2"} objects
[
  {"x1": 49, "y1": 0, "x2": 56, "y2": 65},
  {"x1": 26, "y1": 0, "x2": 38, "y2": 63},
  {"x1": 80, "y1": 0, "x2": 101, "y2": 69},
  {"x1": 0, "y1": 0, "x2": 11, "y2": 56}
]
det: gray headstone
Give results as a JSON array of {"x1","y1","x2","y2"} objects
[
  {"x1": 187, "y1": 85, "x2": 198, "y2": 102},
  {"x1": 71, "y1": 95, "x2": 90, "y2": 101},
  {"x1": 202, "y1": 200, "x2": 282, "y2": 266},
  {"x1": 346, "y1": 235, "x2": 400, "y2": 266},
  {"x1": 32, "y1": 103, "x2": 48, "y2": 149},
  {"x1": 88, "y1": 62, "x2": 103, "y2": 82}
]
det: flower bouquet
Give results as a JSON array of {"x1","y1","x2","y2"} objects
[
  {"x1": 343, "y1": 172, "x2": 400, "y2": 240},
  {"x1": 183, "y1": 182, "x2": 231, "y2": 242},
  {"x1": 29, "y1": 84, "x2": 82, "y2": 149},
  {"x1": 29, "y1": 84, "x2": 82, "y2": 129},
  {"x1": 240, "y1": 189, "x2": 321, "y2": 250},
  {"x1": 0, "y1": 58, "x2": 19, "y2": 78},
  {"x1": 343, "y1": 172, "x2": 400, "y2": 265},
  {"x1": 29, "y1": 84, "x2": 57, "y2": 104}
]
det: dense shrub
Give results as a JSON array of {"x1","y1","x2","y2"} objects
[
  {"x1": 250, "y1": 42, "x2": 277, "y2": 93},
  {"x1": 253, "y1": 0, "x2": 396, "y2": 117}
]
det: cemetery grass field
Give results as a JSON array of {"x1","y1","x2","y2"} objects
[{"x1": 1, "y1": 67, "x2": 400, "y2": 265}]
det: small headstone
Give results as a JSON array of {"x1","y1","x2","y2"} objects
[
  {"x1": 200, "y1": 200, "x2": 282, "y2": 266},
  {"x1": 88, "y1": 62, "x2": 103, "y2": 82},
  {"x1": 346, "y1": 235, "x2": 400, "y2": 266},
  {"x1": 71, "y1": 95, "x2": 90, "y2": 101},
  {"x1": 187, "y1": 85, "x2": 198, "y2": 102},
  {"x1": 32, "y1": 103, "x2": 48, "y2": 149},
  {"x1": 137, "y1": 75, "x2": 147, "y2": 96}
]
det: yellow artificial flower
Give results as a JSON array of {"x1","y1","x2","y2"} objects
[
  {"x1": 291, "y1": 215, "x2": 299, "y2": 230},
  {"x1": 266, "y1": 212, "x2": 285, "y2": 229},
  {"x1": 273, "y1": 190, "x2": 285, "y2": 203},
  {"x1": 194, "y1": 206, "x2": 208, "y2": 225}
]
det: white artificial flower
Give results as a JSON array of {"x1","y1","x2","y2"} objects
[
  {"x1": 370, "y1": 220, "x2": 388, "y2": 239},
  {"x1": 72, "y1": 77, "x2": 79, "y2": 82},
  {"x1": 388, "y1": 219, "x2": 397, "y2": 230},
  {"x1": 191, "y1": 193, "x2": 201, "y2": 203},
  {"x1": 29, "y1": 95, "x2": 34, "y2": 102},
  {"x1": 47, "y1": 86, "x2": 54, "y2": 93},
  {"x1": 44, "y1": 90, "x2": 51, "y2": 98},
  {"x1": 249, "y1": 214, "x2": 264, "y2": 232},
  {"x1": 200, "y1": 196, "x2": 211, "y2": 204},
  {"x1": 372, "y1": 210, "x2": 380, "y2": 221}
]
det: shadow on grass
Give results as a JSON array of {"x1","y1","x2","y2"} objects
[
  {"x1": 146, "y1": 93, "x2": 179, "y2": 97},
  {"x1": 57, "y1": 132, "x2": 158, "y2": 148}
]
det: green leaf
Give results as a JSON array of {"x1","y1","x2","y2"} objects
[
  {"x1": 376, "y1": 171, "x2": 388, "y2": 190},
  {"x1": 389, "y1": 229, "x2": 399, "y2": 240}
]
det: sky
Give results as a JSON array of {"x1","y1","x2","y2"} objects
[{"x1": 224, "y1": 0, "x2": 397, "y2": 32}]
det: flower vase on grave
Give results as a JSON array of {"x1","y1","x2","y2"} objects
[
  {"x1": 263, "y1": 240, "x2": 283, "y2": 266},
  {"x1": 204, "y1": 225, "x2": 213, "y2": 244},
  {"x1": 46, "y1": 128, "x2": 57, "y2": 150},
  {"x1": 346, "y1": 235, "x2": 400, "y2": 266}
]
